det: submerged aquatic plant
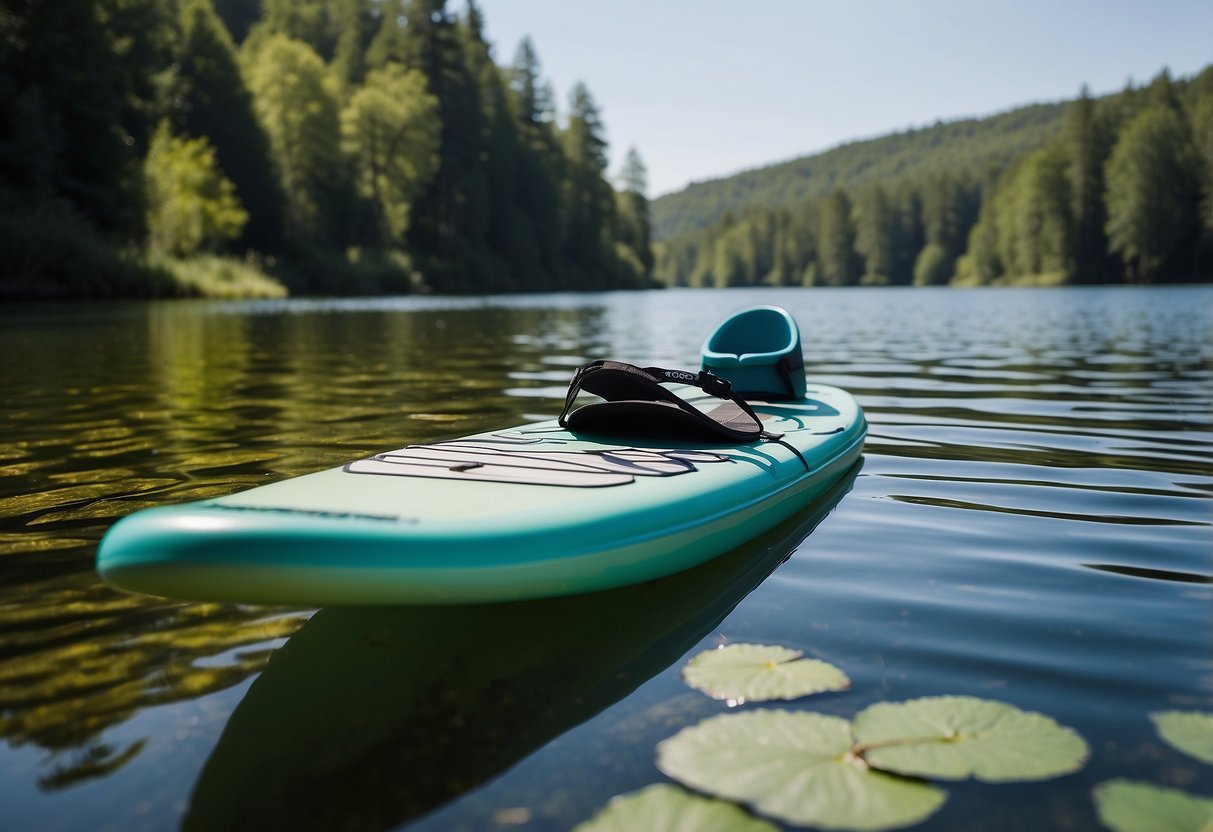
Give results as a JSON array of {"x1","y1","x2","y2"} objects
[
  {"x1": 1151, "y1": 711, "x2": 1213, "y2": 765},
  {"x1": 576, "y1": 644, "x2": 1090, "y2": 831},
  {"x1": 1093, "y1": 780, "x2": 1213, "y2": 832},
  {"x1": 573, "y1": 783, "x2": 778, "y2": 832},
  {"x1": 657, "y1": 697, "x2": 1086, "y2": 830},
  {"x1": 657, "y1": 708, "x2": 946, "y2": 830},
  {"x1": 852, "y1": 695, "x2": 1089, "y2": 783},
  {"x1": 681, "y1": 643, "x2": 850, "y2": 704},
  {"x1": 1092, "y1": 710, "x2": 1213, "y2": 832}
]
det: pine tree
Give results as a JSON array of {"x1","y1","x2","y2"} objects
[
  {"x1": 0, "y1": 0, "x2": 175, "y2": 235},
  {"x1": 330, "y1": 0, "x2": 377, "y2": 96},
  {"x1": 854, "y1": 184, "x2": 896, "y2": 284},
  {"x1": 561, "y1": 82, "x2": 618, "y2": 288},
  {"x1": 389, "y1": 0, "x2": 493, "y2": 289},
  {"x1": 175, "y1": 0, "x2": 285, "y2": 251},
  {"x1": 615, "y1": 147, "x2": 654, "y2": 282},
  {"x1": 1065, "y1": 86, "x2": 1111, "y2": 281},
  {"x1": 818, "y1": 188, "x2": 860, "y2": 285},
  {"x1": 1105, "y1": 104, "x2": 1201, "y2": 280},
  {"x1": 507, "y1": 36, "x2": 563, "y2": 287}
]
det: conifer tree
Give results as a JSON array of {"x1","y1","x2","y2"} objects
[
  {"x1": 508, "y1": 36, "x2": 563, "y2": 287},
  {"x1": 174, "y1": 0, "x2": 284, "y2": 251},
  {"x1": 561, "y1": 82, "x2": 618, "y2": 288},
  {"x1": 330, "y1": 0, "x2": 377, "y2": 96},
  {"x1": 391, "y1": 0, "x2": 492, "y2": 289},
  {"x1": 0, "y1": 0, "x2": 174, "y2": 235},
  {"x1": 818, "y1": 188, "x2": 860, "y2": 285},
  {"x1": 854, "y1": 184, "x2": 896, "y2": 284},
  {"x1": 615, "y1": 147, "x2": 654, "y2": 281},
  {"x1": 1105, "y1": 104, "x2": 1201, "y2": 280},
  {"x1": 1065, "y1": 86, "x2": 1111, "y2": 281}
]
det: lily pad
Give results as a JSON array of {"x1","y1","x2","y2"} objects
[
  {"x1": 682, "y1": 644, "x2": 850, "y2": 703},
  {"x1": 1093, "y1": 779, "x2": 1213, "y2": 832},
  {"x1": 656, "y1": 709, "x2": 946, "y2": 831},
  {"x1": 852, "y1": 696, "x2": 1088, "y2": 782},
  {"x1": 573, "y1": 784, "x2": 778, "y2": 832},
  {"x1": 1152, "y1": 711, "x2": 1213, "y2": 765}
]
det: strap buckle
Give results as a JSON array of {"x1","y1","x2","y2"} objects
[{"x1": 697, "y1": 371, "x2": 732, "y2": 399}]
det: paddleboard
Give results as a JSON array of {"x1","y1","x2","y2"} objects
[
  {"x1": 96, "y1": 383, "x2": 865, "y2": 605},
  {"x1": 182, "y1": 466, "x2": 859, "y2": 829}
]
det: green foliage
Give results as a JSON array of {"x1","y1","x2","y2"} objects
[
  {"x1": 912, "y1": 242, "x2": 951, "y2": 285},
  {"x1": 681, "y1": 644, "x2": 850, "y2": 703},
  {"x1": 818, "y1": 188, "x2": 860, "y2": 285},
  {"x1": 652, "y1": 102, "x2": 1069, "y2": 241},
  {"x1": 153, "y1": 254, "x2": 288, "y2": 298},
  {"x1": 0, "y1": 204, "x2": 172, "y2": 299},
  {"x1": 657, "y1": 709, "x2": 948, "y2": 831},
  {"x1": 993, "y1": 147, "x2": 1073, "y2": 280},
  {"x1": 340, "y1": 65, "x2": 441, "y2": 244},
  {"x1": 1105, "y1": 104, "x2": 1202, "y2": 280},
  {"x1": 654, "y1": 70, "x2": 1213, "y2": 289},
  {"x1": 616, "y1": 148, "x2": 655, "y2": 279},
  {"x1": 583, "y1": 645, "x2": 1100, "y2": 832},
  {"x1": 1093, "y1": 780, "x2": 1213, "y2": 832},
  {"x1": 573, "y1": 784, "x2": 778, "y2": 832},
  {"x1": 853, "y1": 696, "x2": 1089, "y2": 782},
  {"x1": 1065, "y1": 86, "x2": 1113, "y2": 280},
  {"x1": 854, "y1": 185, "x2": 897, "y2": 284},
  {"x1": 174, "y1": 0, "x2": 285, "y2": 252},
  {"x1": 242, "y1": 33, "x2": 342, "y2": 241},
  {"x1": 1151, "y1": 711, "x2": 1213, "y2": 765},
  {"x1": 2, "y1": 0, "x2": 652, "y2": 298},
  {"x1": 144, "y1": 121, "x2": 249, "y2": 257},
  {"x1": 0, "y1": 0, "x2": 175, "y2": 236}
]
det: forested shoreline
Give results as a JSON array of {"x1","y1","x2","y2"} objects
[
  {"x1": 654, "y1": 69, "x2": 1213, "y2": 288},
  {"x1": 3, "y1": 4, "x2": 1209, "y2": 300},
  {"x1": 0, "y1": 0, "x2": 655, "y2": 299}
]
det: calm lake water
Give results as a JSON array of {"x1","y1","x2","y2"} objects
[{"x1": 1, "y1": 286, "x2": 1210, "y2": 831}]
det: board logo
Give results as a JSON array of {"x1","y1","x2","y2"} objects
[{"x1": 344, "y1": 440, "x2": 731, "y2": 487}]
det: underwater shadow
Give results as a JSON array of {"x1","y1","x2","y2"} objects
[{"x1": 182, "y1": 462, "x2": 861, "y2": 831}]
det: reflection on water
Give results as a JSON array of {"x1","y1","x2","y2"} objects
[
  {"x1": 183, "y1": 470, "x2": 855, "y2": 831},
  {"x1": 0, "y1": 287, "x2": 1210, "y2": 830}
]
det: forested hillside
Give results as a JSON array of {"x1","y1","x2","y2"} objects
[
  {"x1": 0, "y1": 0, "x2": 655, "y2": 298},
  {"x1": 651, "y1": 102, "x2": 1069, "y2": 241},
  {"x1": 654, "y1": 69, "x2": 1213, "y2": 287}
]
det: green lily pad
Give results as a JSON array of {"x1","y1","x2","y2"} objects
[
  {"x1": 1093, "y1": 779, "x2": 1213, "y2": 832},
  {"x1": 656, "y1": 709, "x2": 946, "y2": 831},
  {"x1": 852, "y1": 696, "x2": 1088, "y2": 782},
  {"x1": 573, "y1": 784, "x2": 778, "y2": 832},
  {"x1": 1152, "y1": 711, "x2": 1213, "y2": 765},
  {"x1": 682, "y1": 644, "x2": 850, "y2": 703}
]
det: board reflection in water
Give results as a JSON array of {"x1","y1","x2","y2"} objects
[{"x1": 182, "y1": 464, "x2": 859, "y2": 830}]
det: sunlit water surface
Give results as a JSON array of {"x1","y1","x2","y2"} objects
[{"x1": 1, "y1": 287, "x2": 1210, "y2": 831}]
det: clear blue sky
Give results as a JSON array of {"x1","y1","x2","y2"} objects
[{"x1": 472, "y1": 0, "x2": 1212, "y2": 198}]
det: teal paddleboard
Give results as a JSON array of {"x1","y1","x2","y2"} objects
[{"x1": 96, "y1": 380, "x2": 864, "y2": 606}]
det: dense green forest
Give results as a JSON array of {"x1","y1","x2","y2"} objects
[
  {"x1": 0, "y1": 0, "x2": 655, "y2": 298},
  {"x1": 654, "y1": 68, "x2": 1213, "y2": 287},
  {"x1": 651, "y1": 102, "x2": 1070, "y2": 242}
]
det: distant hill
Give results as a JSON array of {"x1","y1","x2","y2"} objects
[{"x1": 650, "y1": 101, "x2": 1069, "y2": 241}]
